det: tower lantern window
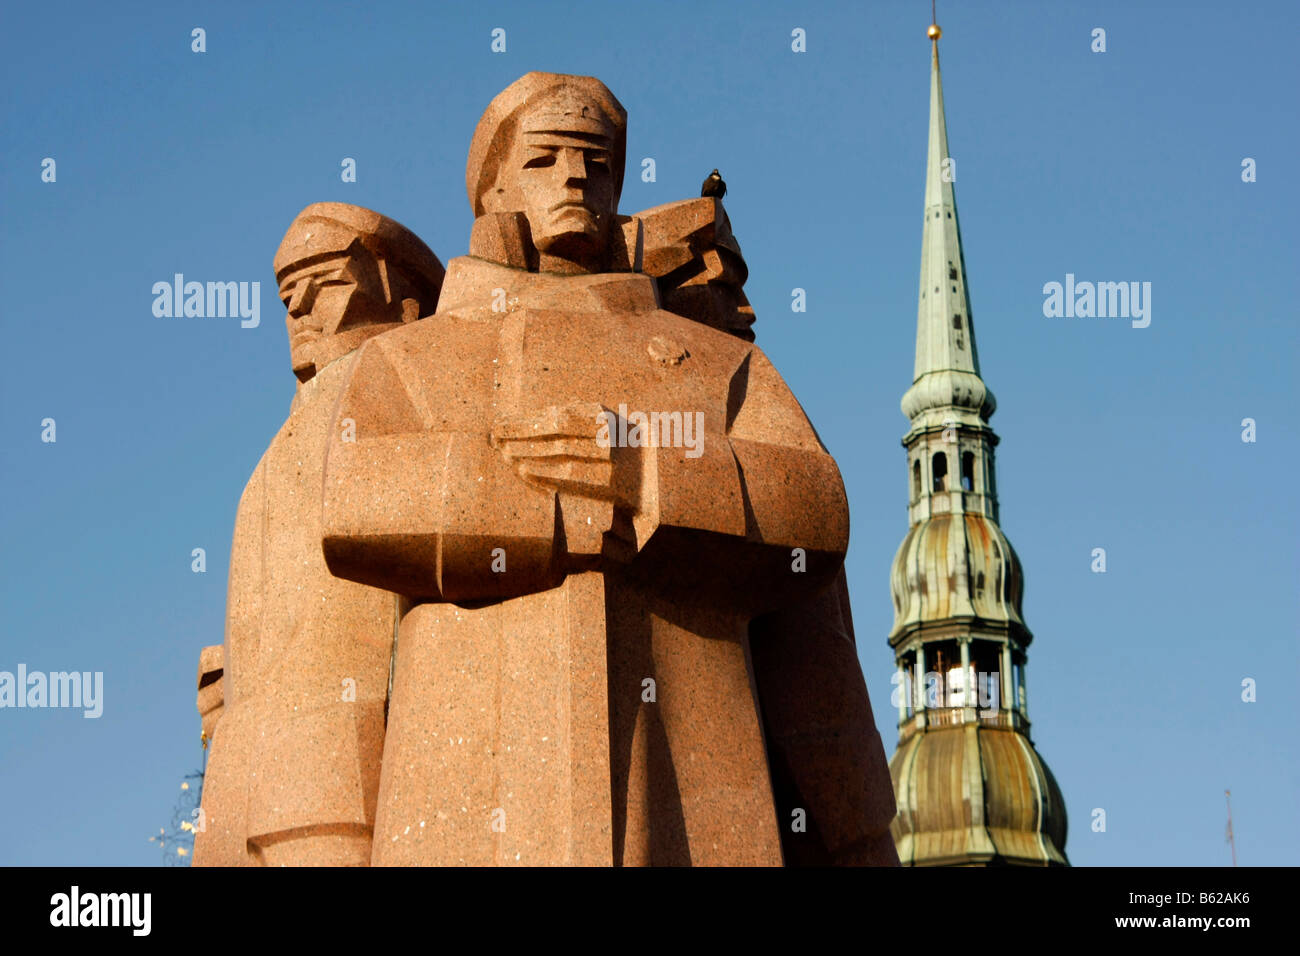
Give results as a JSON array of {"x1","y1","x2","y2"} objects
[
  {"x1": 932, "y1": 452, "x2": 948, "y2": 491},
  {"x1": 947, "y1": 663, "x2": 968, "y2": 707}
]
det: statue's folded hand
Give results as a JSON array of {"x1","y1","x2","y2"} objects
[
  {"x1": 491, "y1": 402, "x2": 642, "y2": 560},
  {"x1": 490, "y1": 401, "x2": 620, "y2": 497}
]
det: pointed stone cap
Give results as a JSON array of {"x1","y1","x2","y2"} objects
[
  {"x1": 465, "y1": 72, "x2": 627, "y2": 217},
  {"x1": 273, "y1": 202, "x2": 445, "y2": 308}
]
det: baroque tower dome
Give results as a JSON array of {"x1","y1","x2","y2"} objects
[{"x1": 885, "y1": 22, "x2": 1068, "y2": 867}]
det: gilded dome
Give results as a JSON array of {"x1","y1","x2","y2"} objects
[
  {"x1": 889, "y1": 513, "x2": 1026, "y2": 640},
  {"x1": 890, "y1": 724, "x2": 1068, "y2": 866}
]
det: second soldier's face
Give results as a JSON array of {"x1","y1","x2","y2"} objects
[
  {"x1": 661, "y1": 247, "x2": 756, "y2": 340},
  {"x1": 279, "y1": 243, "x2": 396, "y2": 377}
]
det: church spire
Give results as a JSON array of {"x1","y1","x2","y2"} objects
[
  {"x1": 884, "y1": 18, "x2": 1069, "y2": 867},
  {"x1": 902, "y1": 21, "x2": 993, "y2": 439}
]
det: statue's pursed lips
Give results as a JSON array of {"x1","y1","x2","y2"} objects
[{"x1": 290, "y1": 323, "x2": 322, "y2": 346}]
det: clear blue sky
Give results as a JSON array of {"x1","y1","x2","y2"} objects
[{"x1": 2, "y1": 0, "x2": 1295, "y2": 866}]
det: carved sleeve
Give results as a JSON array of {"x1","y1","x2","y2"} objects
[
  {"x1": 640, "y1": 346, "x2": 849, "y2": 613},
  {"x1": 320, "y1": 338, "x2": 562, "y2": 601}
]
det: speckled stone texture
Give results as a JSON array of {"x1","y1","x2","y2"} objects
[
  {"x1": 200, "y1": 73, "x2": 899, "y2": 867},
  {"x1": 313, "y1": 73, "x2": 891, "y2": 865},
  {"x1": 638, "y1": 197, "x2": 899, "y2": 865},
  {"x1": 750, "y1": 571, "x2": 900, "y2": 864},
  {"x1": 325, "y1": 264, "x2": 846, "y2": 864},
  {"x1": 193, "y1": 204, "x2": 444, "y2": 867}
]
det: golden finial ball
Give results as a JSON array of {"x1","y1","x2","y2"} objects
[{"x1": 927, "y1": 24, "x2": 942, "y2": 40}]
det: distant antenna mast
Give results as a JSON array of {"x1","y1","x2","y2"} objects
[{"x1": 1224, "y1": 789, "x2": 1237, "y2": 867}]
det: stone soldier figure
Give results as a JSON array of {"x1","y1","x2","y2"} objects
[
  {"x1": 637, "y1": 196, "x2": 898, "y2": 864},
  {"x1": 193, "y1": 203, "x2": 444, "y2": 866},
  {"x1": 317, "y1": 73, "x2": 888, "y2": 866}
]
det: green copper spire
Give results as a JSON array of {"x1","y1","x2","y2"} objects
[{"x1": 902, "y1": 33, "x2": 994, "y2": 436}]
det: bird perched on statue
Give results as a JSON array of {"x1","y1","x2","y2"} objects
[{"x1": 701, "y1": 169, "x2": 726, "y2": 199}]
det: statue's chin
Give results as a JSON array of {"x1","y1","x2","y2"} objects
[
  {"x1": 291, "y1": 348, "x2": 314, "y2": 378},
  {"x1": 535, "y1": 227, "x2": 603, "y2": 259}
]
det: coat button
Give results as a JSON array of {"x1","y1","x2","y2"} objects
[{"x1": 647, "y1": 335, "x2": 688, "y2": 366}]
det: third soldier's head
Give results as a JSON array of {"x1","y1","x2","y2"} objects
[{"x1": 274, "y1": 203, "x2": 444, "y2": 382}]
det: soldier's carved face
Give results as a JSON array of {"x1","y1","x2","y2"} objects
[
  {"x1": 660, "y1": 246, "x2": 756, "y2": 341},
  {"x1": 512, "y1": 104, "x2": 617, "y2": 259},
  {"x1": 279, "y1": 240, "x2": 400, "y2": 380}
]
